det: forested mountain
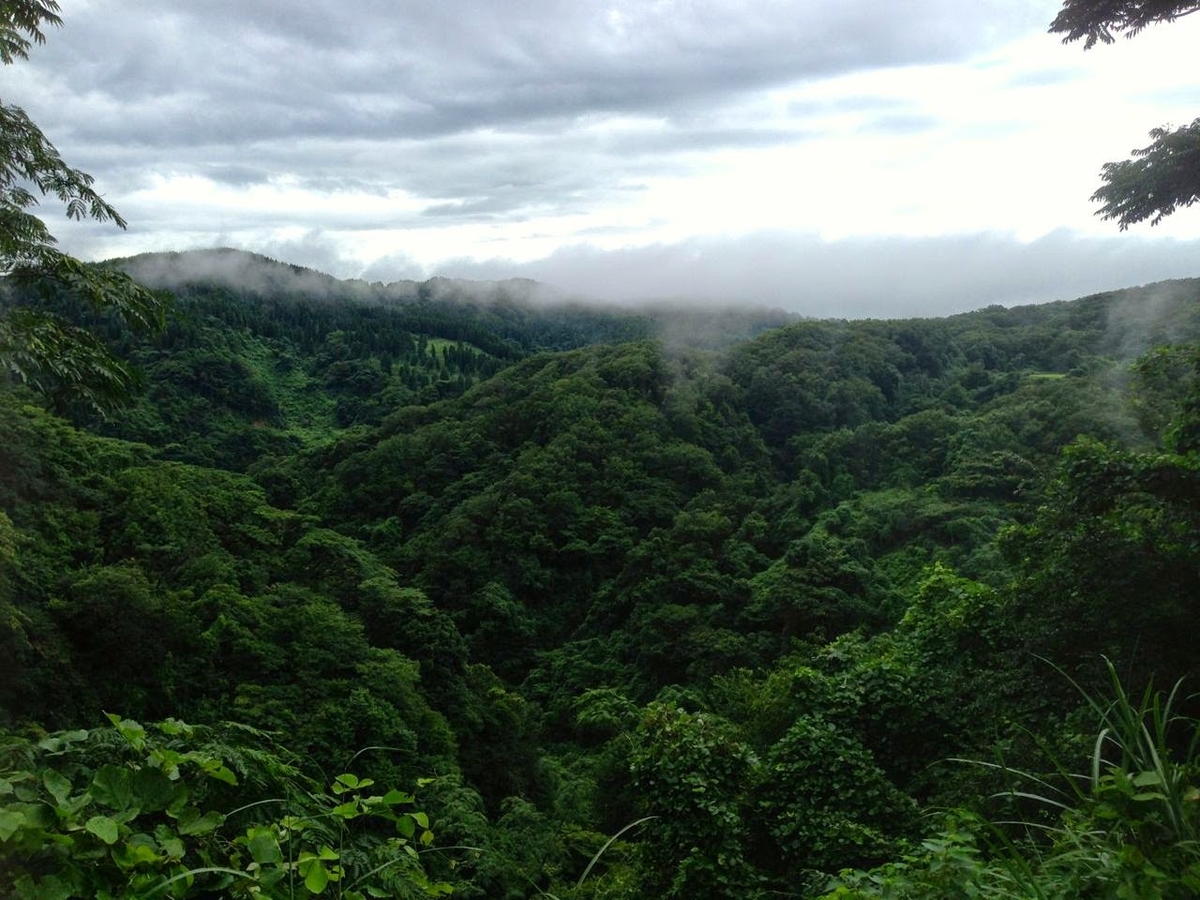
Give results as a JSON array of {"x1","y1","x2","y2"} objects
[{"x1": 3, "y1": 256, "x2": 1200, "y2": 898}]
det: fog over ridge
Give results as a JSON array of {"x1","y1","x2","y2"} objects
[{"x1": 111, "y1": 238, "x2": 1200, "y2": 330}]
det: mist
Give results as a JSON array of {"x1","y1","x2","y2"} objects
[{"x1": 438, "y1": 230, "x2": 1200, "y2": 319}]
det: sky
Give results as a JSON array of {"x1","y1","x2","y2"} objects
[{"x1": 9, "y1": 0, "x2": 1200, "y2": 317}]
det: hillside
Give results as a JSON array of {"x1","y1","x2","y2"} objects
[{"x1": 2, "y1": 260, "x2": 1199, "y2": 898}]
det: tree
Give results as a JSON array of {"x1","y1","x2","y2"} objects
[
  {"x1": 0, "y1": 0, "x2": 166, "y2": 412},
  {"x1": 1050, "y1": 1, "x2": 1200, "y2": 228},
  {"x1": 1050, "y1": 0, "x2": 1200, "y2": 47}
]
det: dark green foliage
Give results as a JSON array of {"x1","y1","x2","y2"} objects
[
  {"x1": 824, "y1": 663, "x2": 1200, "y2": 899},
  {"x1": 22, "y1": 0, "x2": 1200, "y2": 894},
  {"x1": 5, "y1": 251, "x2": 1200, "y2": 897},
  {"x1": 0, "y1": 0, "x2": 167, "y2": 413},
  {"x1": 758, "y1": 713, "x2": 917, "y2": 874},
  {"x1": 999, "y1": 435, "x2": 1200, "y2": 694},
  {"x1": 1050, "y1": 0, "x2": 1200, "y2": 228},
  {"x1": 1050, "y1": 0, "x2": 1200, "y2": 50},
  {"x1": 1091, "y1": 119, "x2": 1200, "y2": 229},
  {"x1": 629, "y1": 704, "x2": 760, "y2": 899}
]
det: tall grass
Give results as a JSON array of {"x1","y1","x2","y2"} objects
[{"x1": 826, "y1": 659, "x2": 1200, "y2": 899}]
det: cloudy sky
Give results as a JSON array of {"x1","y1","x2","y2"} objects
[{"x1": 10, "y1": 0, "x2": 1200, "y2": 316}]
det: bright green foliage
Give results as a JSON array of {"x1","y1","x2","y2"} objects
[
  {"x1": 0, "y1": 715, "x2": 449, "y2": 900},
  {"x1": 628, "y1": 704, "x2": 760, "y2": 899},
  {"x1": 758, "y1": 714, "x2": 917, "y2": 877}
]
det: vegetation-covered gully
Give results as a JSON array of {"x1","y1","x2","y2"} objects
[{"x1": 4, "y1": 252, "x2": 1200, "y2": 898}]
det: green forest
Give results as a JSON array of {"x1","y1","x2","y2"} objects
[{"x1": 3, "y1": 248, "x2": 1200, "y2": 898}]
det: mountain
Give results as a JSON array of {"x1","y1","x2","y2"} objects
[{"x1": 112, "y1": 247, "x2": 561, "y2": 307}]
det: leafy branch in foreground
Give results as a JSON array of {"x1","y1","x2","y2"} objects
[
  {"x1": 0, "y1": 715, "x2": 451, "y2": 899},
  {"x1": 0, "y1": 0, "x2": 167, "y2": 412},
  {"x1": 1049, "y1": 0, "x2": 1200, "y2": 49},
  {"x1": 1048, "y1": 1, "x2": 1200, "y2": 229},
  {"x1": 0, "y1": 0, "x2": 62, "y2": 65},
  {"x1": 1091, "y1": 119, "x2": 1200, "y2": 229}
]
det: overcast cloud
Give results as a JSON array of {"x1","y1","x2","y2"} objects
[{"x1": 8, "y1": 0, "x2": 1200, "y2": 315}]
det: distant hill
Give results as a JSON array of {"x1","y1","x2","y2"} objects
[
  {"x1": 110, "y1": 247, "x2": 563, "y2": 308},
  {"x1": 108, "y1": 248, "x2": 799, "y2": 342}
]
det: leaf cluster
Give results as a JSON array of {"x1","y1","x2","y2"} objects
[
  {"x1": 0, "y1": 715, "x2": 449, "y2": 900},
  {"x1": 1092, "y1": 118, "x2": 1200, "y2": 229},
  {"x1": 0, "y1": 0, "x2": 61, "y2": 65},
  {"x1": 1049, "y1": 0, "x2": 1200, "y2": 48}
]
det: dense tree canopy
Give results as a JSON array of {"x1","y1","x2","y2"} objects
[{"x1": 3, "y1": 249, "x2": 1198, "y2": 896}]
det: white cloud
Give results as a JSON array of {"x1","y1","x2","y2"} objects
[{"x1": 12, "y1": 0, "x2": 1200, "y2": 312}]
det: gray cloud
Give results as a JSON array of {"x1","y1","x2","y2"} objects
[
  {"x1": 52, "y1": 201, "x2": 1200, "y2": 320},
  {"x1": 15, "y1": 0, "x2": 1199, "y2": 324},
  {"x1": 19, "y1": 1, "x2": 1048, "y2": 180},
  {"x1": 435, "y1": 230, "x2": 1200, "y2": 318}
]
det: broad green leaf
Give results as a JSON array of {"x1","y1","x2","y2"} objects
[
  {"x1": 411, "y1": 811, "x2": 429, "y2": 829},
  {"x1": 304, "y1": 861, "x2": 329, "y2": 894},
  {"x1": 41, "y1": 771, "x2": 71, "y2": 805},
  {"x1": 0, "y1": 808, "x2": 27, "y2": 841},
  {"x1": 150, "y1": 748, "x2": 186, "y2": 780},
  {"x1": 199, "y1": 760, "x2": 237, "y2": 786},
  {"x1": 112, "y1": 834, "x2": 163, "y2": 869},
  {"x1": 176, "y1": 807, "x2": 224, "y2": 835},
  {"x1": 379, "y1": 789, "x2": 413, "y2": 806},
  {"x1": 331, "y1": 801, "x2": 360, "y2": 820},
  {"x1": 156, "y1": 832, "x2": 185, "y2": 861},
  {"x1": 131, "y1": 768, "x2": 178, "y2": 813},
  {"x1": 36, "y1": 730, "x2": 89, "y2": 753},
  {"x1": 107, "y1": 716, "x2": 147, "y2": 751},
  {"x1": 246, "y1": 826, "x2": 282, "y2": 864},
  {"x1": 258, "y1": 868, "x2": 287, "y2": 889},
  {"x1": 90, "y1": 766, "x2": 134, "y2": 811},
  {"x1": 16, "y1": 872, "x2": 72, "y2": 900},
  {"x1": 156, "y1": 718, "x2": 192, "y2": 737},
  {"x1": 85, "y1": 814, "x2": 120, "y2": 845}
]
